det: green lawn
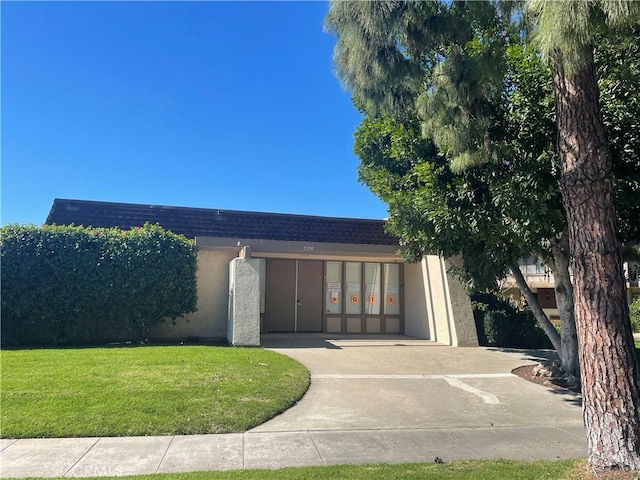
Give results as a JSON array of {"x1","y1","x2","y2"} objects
[
  {"x1": 19, "y1": 460, "x2": 618, "y2": 480},
  {"x1": 0, "y1": 345, "x2": 309, "y2": 438}
]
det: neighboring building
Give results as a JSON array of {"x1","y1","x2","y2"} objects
[
  {"x1": 46, "y1": 199, "x2": 479, "y2": 347},
  {"x1": 501, "y1": 257, "x2": 640, "y2": 322}
]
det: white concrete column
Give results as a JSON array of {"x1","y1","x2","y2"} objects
[{"x1": 227, "y1": 257, "x2": 261, "y2": 346}]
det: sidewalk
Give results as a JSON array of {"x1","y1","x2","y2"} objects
[{"x1": 1, "y1": 425, "x2": 586, "y2": 478}]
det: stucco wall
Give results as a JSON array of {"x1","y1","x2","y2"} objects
[
  {"x1": 151, "y1": 249, "x2": 237, "y2": 340},
  {"x1": 403, "y1": 255, "x2": 478, "y2": 346},
  {"x1": 403, "y1": 261, "x2": 432, "y2": 339}
]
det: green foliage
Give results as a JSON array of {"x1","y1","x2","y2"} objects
[
  {"x1": 353, "y1": 105, "x2": 561, "y2": 291},
  {"x1": 0, "y1": 223, "x2": 197, "y2": 345},
  {"x1": 344, "y1": 4, "x2": 566, "y2": 292},
  {"x1": 472, "y1": 292, "x2": 553, "y2": 349},
  {"x1": 334, "y1": 0, "x2": 640, "y2": 288},
  {"x1": 597, "y1": 28, "x2": 640, "y2": 243},
  {"x1": 528, "y1": 0, "x2": 640, "y2": 74},
  {"x1": 630, "y1": 299, "x2": 640, "y2": 334}
]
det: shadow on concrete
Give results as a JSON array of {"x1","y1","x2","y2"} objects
[
  {"x1": 488, "y1": 347, "x2": 559, "y2": 364},
  {"x1": 260, "y1": 334, "x2": 435, "y2": 349},
  {"x1": 495, "y1": 347, "x2": 584, "y2": 407},
  {"x1": 260, "y1": 335, "x2": 342, "y2": 349},
  {"x1": 548, "y1": 387, "x2": 583, "y2": 407}
]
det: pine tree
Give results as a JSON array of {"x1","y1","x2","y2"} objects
[{"x1": 528, "y1": 0, "x2": 640, "y2": 471}]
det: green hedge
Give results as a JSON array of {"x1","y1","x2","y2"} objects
[
  {"x1": 472, "y1": 292, "x2": 553, "y2": 349},
  {"x1": 1, "y1": 223, "x2": 197, "y2": 346},
  {"x1": 631, "y1": 298, "x2": 640, "y2": 334}
]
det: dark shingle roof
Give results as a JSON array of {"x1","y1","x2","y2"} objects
[{"x1": 45, "y1": 199, "x2": 397, "y2": 246}]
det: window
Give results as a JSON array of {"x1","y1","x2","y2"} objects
[{"x1": 326, "y1": 261, "x2": 342, "y2": 314}]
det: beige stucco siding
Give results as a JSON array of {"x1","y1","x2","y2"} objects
[
  {"x1": 151, "y1": 249, "x2": 237, "y2": 340},
  {"x1": 403, "y1": 255, "x2": 478, "y2": 346},
  {"x1": 403, "y1": 261, "x2": 433, "y2": 339}
]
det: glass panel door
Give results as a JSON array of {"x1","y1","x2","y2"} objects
[
  {"x1": 346, "y1": 262, "x2": 362, "y2": 315},
  {"x1": 384, "y1": 263, "x2": 400, "y2": 315},
  {"x1": 326, "y1": 261, "x2": 342, "y2": 315},
  {"x1": 365, "y1": 263, "x2": 381, "y2": 315}
]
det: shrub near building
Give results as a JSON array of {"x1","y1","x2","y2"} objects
[
  {"x1": 472, "y1": 292, "x2": 553, "y2": 349},
  {"x1": 630, "y1": 298, "x2": 640, "y2": 334},
  {"x1": 0, "y1": 223, "x2": 197, "y2": 346}
]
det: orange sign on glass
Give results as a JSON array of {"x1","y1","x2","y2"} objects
[
  {"x1": 369, "y1": 295, "x2": 376, "y2": 304},
  {"x1": 330, "y1": 293, "x2": 339, "y2": 304},
  {"x1": 351, "y1": 294, "x2": 359, "y2": 304},
  {"x1": 387, "y1": 294, "x2": 396, "y2": 305}
]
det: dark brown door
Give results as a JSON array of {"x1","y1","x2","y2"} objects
[
  {"x1": 266, "y1": 259, "x2": 323, "y2": 333},
  {"x1": 266, "y1": 259, "x2": 296, "y2": 332},
  {"x1": 296, "y1": 260, "x2": 323, "y2": 332}
]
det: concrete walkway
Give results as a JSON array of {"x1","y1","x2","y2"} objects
[{"x1": 1, "y1": 336, "x2": 586, "y2": 478}]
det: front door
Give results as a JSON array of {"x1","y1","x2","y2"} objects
[
  {"x1": 266, "y1": 259, "x2": 323, "y2": 332},
  {"x1": 296, "y1": 260, "x2": 323, "y2": 332}
]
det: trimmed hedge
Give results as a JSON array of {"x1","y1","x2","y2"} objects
[
  {"x1": 1, "y1": 223, "x2": 197, "y2": 346},
  {"x1": 472, "y1": 292, "x2": 553, "y2": 349},
  {"x1": 631, "y1": 298, "x2": 640, "y2": 334}
]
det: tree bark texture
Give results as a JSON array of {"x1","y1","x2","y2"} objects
[
  {"x1": 552, "y1": 46, "x2": 640, "y2": 471},
  {"x1": 546, "y1": 234, "x2": 580, "y2": 378}
]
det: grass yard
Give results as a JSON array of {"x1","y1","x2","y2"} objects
[
  {"x1": 19, "y1": 459, "x2": 640, "y2": 480},
  {"x1": 0, "y1": 345, "x2": 309, "y2": 438}
]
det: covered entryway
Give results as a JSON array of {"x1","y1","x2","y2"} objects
[{"x1": 265, "y1": 259, "x2": 323, "y2": 332}]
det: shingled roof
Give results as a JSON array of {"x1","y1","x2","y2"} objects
[{"x1": 45, "y1": 199, "x2": 398, "y2": 246}]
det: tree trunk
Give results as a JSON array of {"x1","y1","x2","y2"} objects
[
  {"x1": 552, "y1": 46, "x2": 640, "y2": 472},
  {"x1": 544, "y1": 234, "x2": 580, "y2": 378},
  {"x1": 509, "y1": 262, "x2": 562, "y2": 353}
]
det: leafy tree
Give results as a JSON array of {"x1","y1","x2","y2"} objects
[
  {"x1": 354, "y1": 104, "x2": 576, "y2": 373},
  {"x1": 332, "y1": 0, "x2": 579, "y2": 376},
  {"x1": 327, "y1": 0, "x2": 640, "y2": 471}
]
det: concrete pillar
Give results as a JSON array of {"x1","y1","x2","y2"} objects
[
  {"x1": 227, "y1": 257, "x2": 261, "y2": 346},
  {"x1": 443, "y1": 256, "x2": 479, "y2": 347}
]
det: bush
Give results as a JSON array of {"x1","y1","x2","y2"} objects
[
  {"x1": 630, "y1": 298, "x2": 640, "y2": 334},
  {"x1": 1, "y1": 223, "x2": 198, "y2": 346},
  {"x1": 472, "y1": 292, "x2": 553, "y2": 349}
]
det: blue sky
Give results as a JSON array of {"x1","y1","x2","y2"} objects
[{"x1": 1, "y1": 1, "x2": 388, "y2": 226}]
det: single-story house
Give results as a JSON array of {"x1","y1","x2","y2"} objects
[{"x1": 46, "y1": 198, "x2": 479, "y2": 347}]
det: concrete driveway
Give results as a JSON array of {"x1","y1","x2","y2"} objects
[{"x1": 250, "y1": 334, "x2": 585, "y2": 463}]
